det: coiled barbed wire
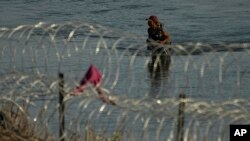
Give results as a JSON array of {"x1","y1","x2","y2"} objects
[{"x1": 1, "y1": 22, "x2": 250, "y2": 141}]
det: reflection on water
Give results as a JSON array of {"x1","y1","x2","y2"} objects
[{"x1": 147, "y1": 47, "x2": 171, "y2": 98}]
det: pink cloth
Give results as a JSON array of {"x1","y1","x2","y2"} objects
[
  {"x1": 72, "y1": 65, "x2": 115, "y2": 105},
  {"x1": 74, "y1": 64, "x2": 102, "y2": 94}
]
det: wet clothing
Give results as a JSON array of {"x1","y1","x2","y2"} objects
[
  {"x1": 147, "y1": 24, "x2": 164, "y2": 41},
  {"x1": 147, "y1": 23, "x2": 172, "y2": 64},
  {"x1": 146, "y1": 17, "x2": 172, "y2": 71},
  {"x1": 147, "y1": 23, "x2": 171, "y2": 50}
]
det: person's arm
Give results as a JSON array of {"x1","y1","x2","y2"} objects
[
  {"x1": 147, "y1": 28, "x2": 155, "y2": 45},
  {"x1": 158, "y1": 23, "x2": 171, "y2": 45},
  {"x1": 147, "y1": 28, "x2": 153, "y2": 40},
  {"x1": 160, "y1": 30, "x2": 171, "y2": 45}
]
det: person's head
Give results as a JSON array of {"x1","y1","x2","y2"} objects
[
  {"x1": 147, "y1": 19, "x2": 157, "y2": 28},
  {"x1": 146, "y1": 15, "x2": 160, "y2": 28}
]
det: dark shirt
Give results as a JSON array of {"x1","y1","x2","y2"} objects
[{"x1": 147, "y1": 24, "x2": 164, "y2": 41}]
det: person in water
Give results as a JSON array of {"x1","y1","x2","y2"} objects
[
  {"x1": 146, "y1": 15, "x2": 171, "y2": 50},
  {"x1": 146, "y1": 15, "x2": 171, "y2": 77}
]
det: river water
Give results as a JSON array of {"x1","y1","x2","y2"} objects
[{"x1": 1, "y1": 0, "x2": 250, "y2": 42}]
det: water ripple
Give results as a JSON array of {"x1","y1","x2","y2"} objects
[
  {"x1": 120, "y1": 4, "x2": 152, "y2": 10},
  {"x1": 90, "y1": 9, "x2": 112, "y2": 14}
]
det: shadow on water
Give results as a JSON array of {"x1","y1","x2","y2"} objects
[{"x1": 147, "y1": 47, "x2": 171, "y2": 98}]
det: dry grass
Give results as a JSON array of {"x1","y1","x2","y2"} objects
[
  {"x1": 0, "y1": 101, "x2": 53, "y2": 141},
  {"x1": 66, "y1": 122, "x2": 126, "y2": 141},
  {"x1": 83, "y1": 123, "x2": 124, "y2": 141},
  {"x1": 0, "y1": 101, "x2": 130, "y2": 141}
]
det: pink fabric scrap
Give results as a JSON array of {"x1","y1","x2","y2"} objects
[{"x1": 74, "y1": 64, "x2": 102, "y2": 94}]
